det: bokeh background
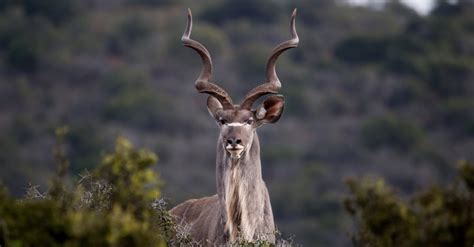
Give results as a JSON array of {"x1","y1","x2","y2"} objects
[{"x1": 0, "y1": 0, "x2": 473, "y2": 246}]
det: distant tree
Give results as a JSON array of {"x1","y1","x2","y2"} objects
[
  {"x1": 1, "y1": 0, "x2": 79, "y2": 24},
  {"x1": 361, "y1": 115, "x2": 425, "y2": 151},
  {"x1": 334, "y1": 36, "x2": 389, "y2": 64},
  {"x1": 106, "y1": 15, "x2": 152, "y2": 55},
  {"x1": 431, "y1": 0, "x2": 469, "y2": 17},
  {"x1": 0, "y1": 0, "x2": 80, "y2": 72},
  {"x1": 125, "y1": 0, "x2": 177, "y2": 7},
  {"x1": 201, "y1": 0, "x2": 281, "y2": 24}
]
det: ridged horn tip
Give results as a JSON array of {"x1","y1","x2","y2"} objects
[
  {"x1": 182, "y1": 8, "x2": 193, "y2": 41},
  {"x1": 290, "y1": 9, "x2": 298, "y2": 41}
]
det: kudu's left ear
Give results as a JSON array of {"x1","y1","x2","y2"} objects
[
  {"x1": 255, "y1": 95, "x2": 285, "y2": 124},
  {"x1": 207, "y1": 96, "x2": 223, "y2": 119}
]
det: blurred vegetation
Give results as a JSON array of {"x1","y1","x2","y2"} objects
[
  {"x1": 361, "y1": 115, "x2": 425, "y2": 151},
  {"x1": 0, "y1": 133, "x2": 175, "y2": 246},
  {"x1": 345, "y1": 160, "x2": 474, "y2": 247},
  {"x1": 0, "y1": 0, "x2": 472, "y2": 246}
]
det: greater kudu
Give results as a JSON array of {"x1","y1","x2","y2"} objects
[{"x1": 170, "y1": 9, "x2": 299, "y2": 245}]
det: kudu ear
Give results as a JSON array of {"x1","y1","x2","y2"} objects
[
  {"x1": 255, "y1": 95, "x2": 285, "y2": 124},
  {"x1": 207, "y1": 96, "x2": 223, "y2": 119}
]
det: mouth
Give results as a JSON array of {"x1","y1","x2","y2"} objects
[{"x1": 225, "y1": 145, "x2": 245, "y2": 159}]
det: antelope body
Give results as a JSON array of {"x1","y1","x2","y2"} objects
[{"x1": 170, "y1": 9, "x2": 299, "y2": 245}]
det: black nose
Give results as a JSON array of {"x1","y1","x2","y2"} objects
[{"x1": 226, "y1": 138, "x2": 242, "y2": 146}]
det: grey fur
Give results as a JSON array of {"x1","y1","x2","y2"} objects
[{"x1": 170, "y1": 112, "x2": 277, "y2": 245}]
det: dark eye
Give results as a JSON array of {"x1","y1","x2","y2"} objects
[
  {"x1": 219, "y1": 118, "x2": 227, "y2": 125},
  {"x1": 246, "y1": 118, "x2": 254, "y2": 125}
]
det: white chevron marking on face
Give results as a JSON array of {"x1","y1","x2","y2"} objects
[{"x1": 227, "y1": 122, "x2": 246, "y2": 127}]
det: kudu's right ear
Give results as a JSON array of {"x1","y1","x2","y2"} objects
[{"x1": 207, "y1": 96, "x2": 223, "y2": 119}]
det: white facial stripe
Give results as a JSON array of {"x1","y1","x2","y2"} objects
[
  {"x1": 226, "y1": 144, "x2": 245, "y2": 159},
  {"x1": 226, "y1": 144, "x2": 244, "y2": 150},
  {"x1": 226, "y1": 122, "x2": 246, "y2": 127}
]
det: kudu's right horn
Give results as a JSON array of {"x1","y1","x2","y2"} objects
[{"x1": 182, "y1": 8, "x2": 234, "y2": 109}]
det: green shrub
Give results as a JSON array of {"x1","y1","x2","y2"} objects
[
  {"x1": 345, "y1": 160, "x2": 474, "y2": 247},
  {"x1": 345, "y1": 177, "x2": 417, "y2": 246},
  {"x1": 0, "y1": 136, "x2": 172, "y2": 246}
]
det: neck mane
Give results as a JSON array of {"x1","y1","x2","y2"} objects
[{"x1": 216, "y1": 131, "x2": 265, "y2": 241}]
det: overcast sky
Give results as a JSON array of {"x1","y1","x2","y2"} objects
[{"x1": 348, "y1": 0, "x2": 435, "y2": 15}]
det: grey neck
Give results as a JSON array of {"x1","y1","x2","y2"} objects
[{"x1": 215, "y1": 131, "x2": 266, "y2": 240}]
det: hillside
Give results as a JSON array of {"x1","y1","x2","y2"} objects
[{"x1": 0, "y1": 0, "x2": 473, "y2": 245}]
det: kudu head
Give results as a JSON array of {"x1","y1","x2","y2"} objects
[{"x1": 183, "y1": 9, "x2": 299, "y2": 160}]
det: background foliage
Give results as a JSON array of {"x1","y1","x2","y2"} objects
[
  {"x1": 345, "y1": 160, "x2": 474, "y2": 247},
  {"x1": 0, "y1": 0, "x2": 473, "y2": 246}
]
